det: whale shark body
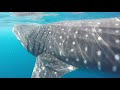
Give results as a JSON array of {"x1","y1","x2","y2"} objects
[{"x1": 13, "y1": 18, "x2": 120, "y2": 78}]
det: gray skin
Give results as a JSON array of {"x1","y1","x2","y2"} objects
[{"x1": 13, "y1": 17, "x2": 120, "y2": 78}]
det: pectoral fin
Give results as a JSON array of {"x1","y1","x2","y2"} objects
[{"x1": 32, "y1": 53, "x2": 77, "y2": 78}]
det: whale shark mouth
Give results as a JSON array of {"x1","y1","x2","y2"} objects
[{"x1": 13, "y1": 17, "x2": 120, "y2": 78}]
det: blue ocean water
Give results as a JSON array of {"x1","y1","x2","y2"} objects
[{"x1": 0, "y1": 12, "x2": 120, "y2": 78}]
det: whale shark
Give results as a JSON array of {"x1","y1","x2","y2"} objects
[{"x1": 13, "y1": 17, "x2": 120, "y2": 78}]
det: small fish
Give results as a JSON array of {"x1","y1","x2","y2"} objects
[{"x1": 13, "y1": 17, "x2": 120, "y2": 78}]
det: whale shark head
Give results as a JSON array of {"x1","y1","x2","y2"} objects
[{"x1": 13, "y1": 24, "x2": 43, "y2": 56}]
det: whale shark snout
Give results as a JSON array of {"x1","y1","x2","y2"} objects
[
  {"x1": 13, "y1": 25, "x2": 28, "y2": 48},
  {"x1": 13, "y1": 24, "x2": 47, "y2": 56},
  {"x1": 13, "y1": 24, "x2": 35, "y2": 49}
]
